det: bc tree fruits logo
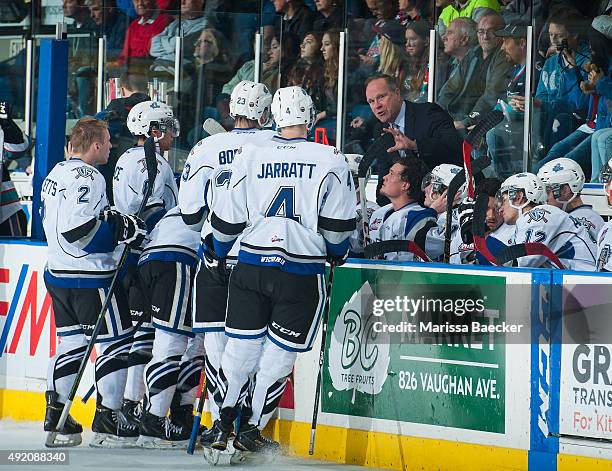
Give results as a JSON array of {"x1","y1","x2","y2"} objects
[{"x1": 327, "y1": 282, "x2": 390, "y2": 403}]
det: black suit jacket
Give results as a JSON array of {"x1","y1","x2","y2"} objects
[{"x1": 373, "y1": 101, "x2": 463, "y2": 205}]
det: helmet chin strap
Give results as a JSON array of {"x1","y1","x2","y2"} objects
[{"x1": 556, "y1": 192, "x2": 577, "y2": 212}]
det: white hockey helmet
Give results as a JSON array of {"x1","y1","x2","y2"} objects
[
  {"x1": 271, "y1": 86, "x2": 315, "y2": 129},
  {"x1": 421, "y1": 164, "x2": 464, "y2": 194},
  {"x1": 229, "y1": 80, "x2": 273, "y2": 126},
  {"x1": 537, "y1": 158, "x2": 585, "y2": 207},
  {"x1": 127, "y1": 100, "x2": 180, "y2": 137},
  {"x1": 497, "y1": 172, "x2": 547, "y2": 210}
]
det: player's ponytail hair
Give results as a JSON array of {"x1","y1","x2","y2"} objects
[{"x1": 69, "y1": 117, "x2": 109, "y2": 155}]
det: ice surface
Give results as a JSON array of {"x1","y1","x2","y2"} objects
[{"x1": 0, "y1": 421, "x2": 384, "y2": 471}]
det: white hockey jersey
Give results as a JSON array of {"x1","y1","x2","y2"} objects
[
  {"x1": 349, "y1": 200, "x2": 379, "y2": 256},
  {"x1": 425, "y1": 209, "x2": 459, "y2": 261},
  {"x1": 41, "y1": 158, "x2": 121, "y2": 288},
  {"x1": 113, "y1": 145, "x2": 178, "y2": 229},
  {"x1": 369, "y1": 202, "x2": 437, "y2": 261},
  {"x1": 450, "y1": 223, "x2": 514, "y2": 265},
  {"x1": 596, "y1": 221, "x2": 612, "y2": 272},
  {"x1": 211, "y1": 135, "x2": 356, "y2": 275},
  {"x1": 179, "y1": 128, "x2": 276, "y2": 262},
  {"x1": 514, "y1": 204, "x2": 596, "y2": 271},
  {"x1": 567, "y1": 204, "x2": 604, "y2": 245},
  {"x1": 139, "y1": 205, "x2": 200, "y2": 267}
]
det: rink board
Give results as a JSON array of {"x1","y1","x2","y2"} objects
[{"x1": 0, "y1": 240, "x2": 611, "y2": 470}]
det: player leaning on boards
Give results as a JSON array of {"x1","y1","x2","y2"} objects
[
  {"x1": 206, "y1": 86, "x2": 356, "y2": 454},
  {"x1": 496, "y1": 172, "x2": 596, "y2": 270},
  {"x1": 537, "y1": 157, "x2": 604, "y2": 244},
  {"x1": 41, "y1": 117, "x2": 147, "y2": 447},
  {"x1": 113, "y1": 101, "x2": 181, "y2": 430}
]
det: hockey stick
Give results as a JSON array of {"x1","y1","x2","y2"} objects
[
  {"x1": 202, "y1": 118, "x2": 226, "y2": 136},
  {"x1": 363, "y1": 240, "x2": 431, "y2": 262},
  {"x1": 495, "y1": 243, "x2": 565, "y2": 269},
  {"x1": 442, "y1": 156, "x2": 491, "y2": 263},
  {"x1": 308, "y1": 262, "x2": 337, "y2": 456},
  {"x1": 187, "y1": 371, "x2": 207, "y2": 454},
  {"x1": 358, "y1": 132, "x2": 395, "y2": 247},
  {"x1": 46, "y1": 137, "x2": 159, "y2": 447},
  {"x1": 472, "y1": 193, "x2": 499, "y2": 265}
]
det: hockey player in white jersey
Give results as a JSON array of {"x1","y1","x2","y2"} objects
[
  {"x1": 113, "y1": 100, "x2": 180, "y2": 428},
  {"x1": 595, "y1": 158, "x2": 612, "y2": 271},
  {"x1": 368, "y1": 156, "x2": 436, "y2": 261},
  {"x1": 346, "y1": 153, "x2": 379, "y2": 256},
  {"x1": 41, "y1": 118, "x2": 146, "y2": 447},
  {"x1": 421, "y1": 164, "x2": 463, "y2": 261},
  {"x1": 208, "y1": 86, "x2": 355, "y2": 453},
  {"x1": 178, "y1": 81, "x2": 274, "y2": 443},
  {"x1": 453, "y1": 178, "x2": 514, "y2": 265},
  {"x1": 497, "y1": 172, "x2": 596, "y2": 270},
  {"x1": 537, "y1": 158, "x2": 604, "y2": 244}
]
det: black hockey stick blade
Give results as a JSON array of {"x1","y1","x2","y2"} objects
[
  {"x1": 358, "y1": 132, "x2": 395, "y2": 178},
  {"x1": 364, "y1": 240, "x2": 431, "y2": 262},
  {"x1": 143, "y1": 136, "x2": 158, "y2": 188},
  {"x1": 472, "y1": 193, "x2": 498, "y2": 265},
  {"x1": 465, "y1": 110, "x2": 504, "y2": 147},
  {"x1": 496, "y1": 243, "x2": 565, "y2": 269}
]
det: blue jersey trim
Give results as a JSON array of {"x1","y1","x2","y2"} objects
[
  {"x1": 152, "y1": 322, "x2": 194, "y2": 337},
  {"x1": 404, "y1": 207, "x2": 437, "y2": 236},
  {"x1": 325, "y1": 238, "x2": 349, "y2": 257},
  {"x1": 82, "y1": 221, "x2": 116, "y2": 254},
  {"x1": 44, "y1": 269, "x2": 114, "y2": 289},
  {"x1": 238, "y1": 250, "x2": 325, "y2": 275},
  {"x1": 138, "y1": 250, "x2": 197, "y2": 267},
  {"x1": 213, "y1": 236, "x2": 236, "y2": 259}
]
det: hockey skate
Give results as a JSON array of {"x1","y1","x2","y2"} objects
[
  {"x1": 90, "y1": 405, "x2": 139, "y2": 448},
  {"x1": 121, "y1": 399, "x2": 142, "y2": 428},
  {"x1": 200, "y1": 424, "x2": 237, "y2": 466},
  {"x1": 169, "y1": 400, "x2": 194, "y2": 432},
  {"x1": 136, "y1": 411, "x2": 190, "y2": 449},
  {"x1": 230, "y1": 423, "x2": 280, "y2": 466},
  {"x1": 43, "y1": 391, "x2": 83, "y2": 448}
]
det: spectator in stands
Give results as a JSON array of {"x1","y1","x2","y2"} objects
[
  {"x1": 532, "y1": 9, "x2": 590, "y2": 153},
  {"x1": 535, "y1": 18, "x2": 612, "y2": 179},
  {"x1": 376, "y1": 20, "x2": 409, "y2": 94},
  {"x1": 64, "y1": 0, "x2": 97, "y2": 31},
  {"x1": 118, "y1": 0, "x2": 172, "y2": 66},
  {"x1": 313, "y1": 29, "x2": 340, "y2": 132},
  {"x1": 117, "y1": 0, "x2": 137, "y2": 18},
  {"x1": 359, "y1": 0, "x2": 400, "y2": 72},
  {"x1": 87, "y1": 0, "x2": 129, "y2": 61},
  {"x1": 441, "y1": 17, "x2": 477, "y2": 67},
  {"x1": 437, "y1": 0, "x2": 501, "y2": 37},
  {"x1": 485, "y1": 22, "x2": 528, "y2": 178},
  {"x1": 313, "y1": 0, "x2": 343, "y2": 31},
  {"x1": 438, "y1": 12, "x2": 511, "y2": 130},
  {"x1": 397, "y1": 0, "x2": 430, "y2": 24},
  {"x1": 287, "y1": 32, "x2": 325, "y2": 111},
  {"x1": 260, "y1": 32, "x2": 300, "y2": 94},
  {"x1": 272, "y1": 0, "x2": 316, "y2": 41},
  {"x1": 403, "y1": 19, "x2": 430, "y2": 102},
  {"x1": 149, "y1": 0, "x2": 209, "y2": 74},
  {"x1": 353, "y1": 74, "x2": 462, "y2": 204}
]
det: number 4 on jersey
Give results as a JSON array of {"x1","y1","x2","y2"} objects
[{"x1": 266, "y1": 187, "x2": 300, "y2": 223}]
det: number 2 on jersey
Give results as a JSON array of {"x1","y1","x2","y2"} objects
[{"x1": 266, "y1": 187, "x2": 300, "y2": 223}]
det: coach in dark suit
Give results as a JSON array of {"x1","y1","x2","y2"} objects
[{"x1": 352, "y1": 74, "x2": 463, "y2": 205}]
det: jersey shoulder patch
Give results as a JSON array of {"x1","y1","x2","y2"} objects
[{"x1": 70, "y1": 165, "x2": 96, "y2": 181}]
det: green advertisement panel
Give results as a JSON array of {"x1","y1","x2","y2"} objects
[{"x1": 321, "y1": 265, "x2": 507, "y2": 433}]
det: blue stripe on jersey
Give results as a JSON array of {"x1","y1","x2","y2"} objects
[
  {"x1": 556, "y1": 241, "x2": 575, "y2": 260},
  {"x1": 82, "y1": 221, "x2": 116, "y2": 254},
  {"x1": 44, "y1": 269, "x2": 114, "y2": 289},
  {"x1": 144, "y1": 207, "x2": 166, "y2": 232},
  {"x1": 238, "y1": 250, "x2": 325, "y2": 275},
  {"x1": 325, "y1": 238, "x2": 350, "y2": 257},
  {"x1": 138, "y1": 250, "x2": 197, "y2": 267},
  {"x1": 404, "y1": 207, "x2": 437, "y2": 237},
  {"x1": 213, "y1": 236, "x2": 236, "y2": 259},
  {"x1": 475, "y1": 235, "x2": 508, "y2": 266}
]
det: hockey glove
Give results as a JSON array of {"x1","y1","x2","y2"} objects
[
  {"x1": 100, "y1": 209, "x2": 147, "y2": 249},
  {"x1": 458, "y1": 197, "x2": 475, "y2": 244},
  {"x1": 326, "y1": 250, "x2": 349, "y2": 267},
  {"x1": 203, "y1": 233, "x2": 230, "y2": 279}
]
